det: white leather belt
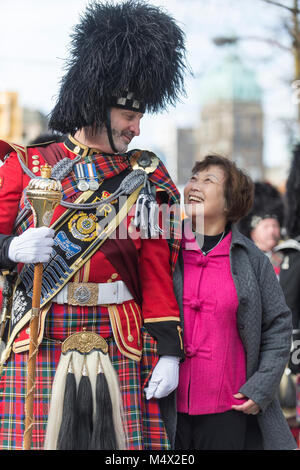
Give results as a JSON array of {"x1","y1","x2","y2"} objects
[{"x1": 52, "y1": 281, "x2": 134, "y2": 306}]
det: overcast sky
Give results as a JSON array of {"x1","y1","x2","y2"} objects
[{"x1": 0, "y1": 0, "x2": 297, "y2": 167}]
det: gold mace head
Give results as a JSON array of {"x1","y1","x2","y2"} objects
[{"x1": 25, "y1": 163, "x2": 63, "y2": 228}]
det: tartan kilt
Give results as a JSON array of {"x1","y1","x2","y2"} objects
[{"x1": 0, "y1": 303, "x2": 170, "y2": 450}]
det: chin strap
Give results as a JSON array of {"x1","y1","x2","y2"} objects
[{"x1": 105, "y1": 108, "x2": 118, "y2": 154}]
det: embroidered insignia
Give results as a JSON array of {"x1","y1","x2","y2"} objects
[
  {"x1": 11, "y1": 290, "x2": 27, "y2": 326},
  {"x1": 101, "y1": 191, "x2": 117, "y2": 204},
  {"x1": 68, "y1": 212, "x2": 98, "y2": 241},
  {"x1": 54, "y1": 231, "x2": 82, "y2": 259}
]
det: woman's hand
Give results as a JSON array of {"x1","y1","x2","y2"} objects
[{"x1": 231, "y1": 393, "x2": 260, "y2": 415}]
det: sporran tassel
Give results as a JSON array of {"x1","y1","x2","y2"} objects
[
  {"x1": 57, "y1": 355, "x2": 78, "y2": 450},
  {"x1": 89, "y1": 354, "x2": 117, "y2": 450},
  {"x1": 44, "y1": 331, "x2": 127, "y2": 450},
  {"x1": 76, "y1": 356, "x2": 93, "y2": 450}
]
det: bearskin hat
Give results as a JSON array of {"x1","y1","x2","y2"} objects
[
  {"x1": 49, "y1": 0, "x2": 187, "y2": 134},
  {"x1": 238, "y1": 181, "x2": 284, "y2": 239},
  {"x1": 285, "y1": 143, "x2": 300, "y2": 239}
]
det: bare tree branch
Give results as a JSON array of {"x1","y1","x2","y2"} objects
[
  {"x1": 242, "y1": 34, "x2": 292, "y2": 51},
  {"x1": 213, "y1": 34, "x2": 291, "y2": 51},
  {"x1": 258, "y1": 0, "x2": 300, "y2": 14}
]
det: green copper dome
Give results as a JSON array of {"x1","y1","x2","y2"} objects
[{"x1": 200, "y1": 53, "x2": 262, "y2": 105}]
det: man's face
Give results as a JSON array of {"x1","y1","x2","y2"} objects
[
  {"x1": 250, "y1": 218, "x2": 281, "y2": 252},
  {"x1": 108, "y1": 107, "x2": 143, "y2": 153}
]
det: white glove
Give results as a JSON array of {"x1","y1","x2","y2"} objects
[
  {"x1": 144, "y1": 355, "x2": 180, "y2": 400},
  {"x1": 8, "y1": 227, "x2": 55, "y2": 264}
]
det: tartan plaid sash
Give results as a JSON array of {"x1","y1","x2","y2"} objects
[{"x1": 13, "y1": 145, "x2": 181, "y2": 272}]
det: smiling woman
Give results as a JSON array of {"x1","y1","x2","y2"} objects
[
  {"x1": 173, "y1": 154, "x2": 296, "y2": 450},
  {"x1": 184, "y1": 154, "x2": 254, "y2": 236}
]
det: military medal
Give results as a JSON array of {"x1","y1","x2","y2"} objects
[
  {"x1": 74, "y1": 163, "x2": 89, "y2": 191},
  {"x1": 86, "y1": 163, "x2": 100, "y2": 191}
]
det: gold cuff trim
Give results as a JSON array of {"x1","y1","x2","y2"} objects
[
  {"x1": 177, "y1": 325, "x2": 184, "y2": 351},
  {"x1": 144, "y1": 317, "x2": 180, "y2": 323}
]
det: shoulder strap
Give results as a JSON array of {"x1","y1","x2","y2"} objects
[
  {"x1": 35, "y1": 142, "x2": 67, "y2": 166},
  {"x1": 0, "y1": 140, "x2": 27, "y2": 165}
]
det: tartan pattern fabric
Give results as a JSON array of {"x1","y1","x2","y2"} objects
[
  {"x1": 0, "y1": 320, "x2": 169, "y2": 450},
  {"x1": 43, "y1": 303, "x2": 113, "y2": 341},
  {"x1": 1, "y1": 144, "x2": 177, "y2": 450}
]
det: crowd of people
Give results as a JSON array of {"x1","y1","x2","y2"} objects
[{"x1": 0, "y1": 0, "x2": 298, "y2": 451}]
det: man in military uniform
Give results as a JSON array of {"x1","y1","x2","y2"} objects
[{"x1": 0, "y1": 1, "x2": 187, "y2": 450}]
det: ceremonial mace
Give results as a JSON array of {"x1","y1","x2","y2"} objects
[{"x1": 23, "y1": 164, "x2": 62, "y2": 450}]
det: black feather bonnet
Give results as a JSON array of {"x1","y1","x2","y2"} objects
[
  {"x1": 238, "y1": 181, "x2": 284, "y2": 239},
  {"x1": 49, "y1": 0, "x2": 187, "y2": 134}
]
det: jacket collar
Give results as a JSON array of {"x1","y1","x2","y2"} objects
[
  {"x1": 230, "y1": 223, "x2": 249, "y2": 249},
  {"x1": 273, "y1": 238, "x2": 300, "y2": 253},
  {"x1": 182, "y1": 219, "x2": 232, "y2": 256},
  {"x1": 180, "y1": 220, "x2": 248, "y2": 251}
]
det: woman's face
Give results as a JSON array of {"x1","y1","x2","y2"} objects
[{"x1": 184, "y1": 165, "x2": 227, "y2": 229}]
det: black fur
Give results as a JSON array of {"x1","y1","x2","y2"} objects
[
  {"x1": 76, "y1": 374, "x2": 94, "y2": 449},
  {"x1": 57, "y1": 372, "x2": 78, "y2": 450},
  {"x1": 49, "y1": 0, "x2": 187, "y2": 134},
  {"x1": 89, "y1": 372, "x2": 117, "y2": 450},
  {"x1": 285, "y1": 143, "x2": 300, "y2": 238},
  {"x1": 238, "y1": 181, "x2": 284, "y2": 239}
]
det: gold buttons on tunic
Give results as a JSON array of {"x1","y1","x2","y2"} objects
[{"x1": 31, "y1": 155, "x2": 40, "y2": 173}]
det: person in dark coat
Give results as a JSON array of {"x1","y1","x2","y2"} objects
[
  {"x1": 173, "y1": 155, "x2": 296, "y2": 450},
  {"x1": 285, "y1": 143, "x2": 300, "y2": 378},
  {"x1": 239, "y1": 179, "x2": 300, "y2": 443}
]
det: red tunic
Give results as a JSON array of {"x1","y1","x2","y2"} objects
[
  {"x1": 0, "y1": 138, "x2": 182, "y2": 450},
  {"x1": 0, "y1": 140, "x2": 183, "y2": 361}
]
